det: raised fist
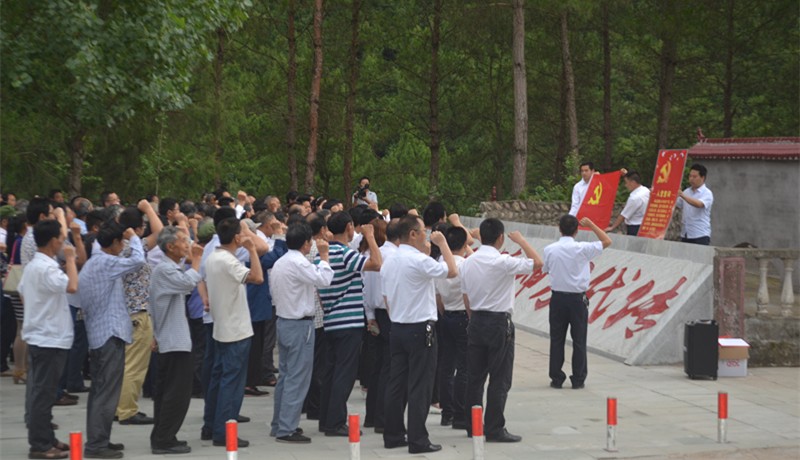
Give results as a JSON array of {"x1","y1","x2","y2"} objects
[
  {"x1": 123, "y1": 227, "x2": 136, "y2": 240},
  {"x1": 430, "y1": 231, "x2": 446, "y2": 247},
  {"x1": 361, "y1": 224, "x2": 374, "y2": 238},
  {"x1": 137, "y1": 199, "x2": 150, "y2": 213},
  {"x1": 241, "y1": 236, "x2": 254, "y2": 250},
  {"x1": 63, "y1": 245, "x2": 76, "y2": 259},
  {"x1": 316, "y1": 238, "x2": 329, "y2": 255}
]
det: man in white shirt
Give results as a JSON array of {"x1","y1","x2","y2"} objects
[
  {"x1": 569, "y1": 161, "x2": 596, "y2": 216},
  {"x1": 434, "y1": 226, "x2": 470, "y2": 430},
  {"x1": 676, "y1": 163, "x2": 714, "y2": 245},
  {"x1": 544, "y1": 215, "x2": 611, "y2": 390},
  {"x1": 19, "y1": 220, "x2": 78, "y2": 459},
  {"x1": 381, "y1": 215, "x2": 457, "y2": 454},
  {"x1": 461, "y1": 218, "x2": 543, "y2": 442},
  {"x1": 607, "y1": 170, "x2": 651, "y2": 236},
  {"x1": 269, "y1": 223, "x2": 334, "y2": 444},
  {"x1": 204, "y1": 217, "x2": 263, "y2": 448}
]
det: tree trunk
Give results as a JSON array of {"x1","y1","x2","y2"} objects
[
  {"x1": 510, "y1": 0, "x2": 527, "y2": 197},
  {"x1": 656, "y1": 34, "x2": 677, "y2": 151},
  {"x1": 286, "y1": 0, "x2": 299, "y2": 191},
  {"x1": 343, "y1": 0, "x2": 361, "y2": 205},
  {"x1": 213, "y1": 27, "x2": 225, "y2": 189},
  {"x1": 489, "y1": 53, "x2": 504, "y2": 199},
  {"x1": 428, "y1": 0, "x2": 442, "y2": 198},
  {"x1": 554, "y1": 61, "x2": 568, "y2": 184},
  {"x1": 304, "y1": 0, "x2": 324, "y2": 193},
  {"x1": 722, "y1": 0, "x2": 735, "y2": 137},
  {"x1": 67, "y1": 127, "x2": 86, "y2": 197},
  {"x1": 601, "y1": 0, "x2": 613, "y2": 170},
  {"x1": 561, "y1": 10, "x2": 579, "y2": 166}
]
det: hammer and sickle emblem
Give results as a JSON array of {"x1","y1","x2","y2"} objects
[
  {"x1": 657, "y1": 161, "x2": 671, "y2": 184},
  {"x1": 587, "y1": 183, "x2": 603, "y2": 205}
]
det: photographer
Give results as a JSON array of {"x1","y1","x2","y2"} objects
[{"x1": 352, "y1": 176, "x2": 378, "y2": 207}]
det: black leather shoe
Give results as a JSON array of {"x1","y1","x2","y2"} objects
[
  {"x1": 152, "y1": 444, "x2": 192, "y2": 454},
  {"x1": 374, "y1": 426, "x2": 384, "y2": 434},
  {"x1": 486, "y1": 429, "x2": 522, "y2": 443},
  {"x1": 119, "y1": 412, "x2": 154, "y2": 425},
  {"x1": 363, "y1": 420, "x2": 375, "y2": 428},
  {"x1": 213, "y1": 438, "x2": 249, "y2": 448},
  {"x1": 452, "y1": 420, "x2": 468, "y2": 430},
  {"x1": 237, "y1": 415, "x2": 251, "y2": 423},
  {"x1": 200, "y1": 427, "x2": 212, "y2": 441},
  {"x1": 572, "y1": 383, "x2": 585, "y2": 389},
  {"x1": 384, "y1": 438, "x2": 408, "y2": 449},
  {"x1": 325, "y1": 425, "x2": 359, "y2": 437},
  {"x1": 440, "y1": 416, "x2": 453, "y2": 426},
  {"x1": 107, "y1": 442, "x2": 124, "y2": 451},
  {"x1": 550, "y1": 381, "x2": 563, "y2": 389},
  {"x1": 409, "y1": 443, "x2": 442, "y2": 454},
  {"x1": 83, "y1": 448, "x2": 123, "y2": 459}
]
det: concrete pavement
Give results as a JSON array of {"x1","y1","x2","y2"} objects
[{"x1": 1, "y1": 330, "x2": 798, "y2": 459}]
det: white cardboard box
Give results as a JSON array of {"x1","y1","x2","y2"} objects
[{"x1": 718, "y1": 338, "x2": 749, "y2": 377}]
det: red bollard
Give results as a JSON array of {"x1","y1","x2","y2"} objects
[
  {"x1": 718, "y1": 392, "x2": 728, "y2": 443},
  {"x1": 226, "y1": 419, "x2": 238, "y2": 460},
  {"x1": 69, "y1": 431, "x2": 82, "y2": 460},
  {"x1": 348, "y1": 413, "x2": 361, "y2": 460},
  {"x1": 605, "y1": 397, "x2": 618, "y2": 452},
  {"x1": 472, "y1": 405, "x2": 484, "y2": 460}
]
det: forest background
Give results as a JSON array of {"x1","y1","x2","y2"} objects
[{"x1": 1, "y1": 0, "x2": 798, "y2": 215}]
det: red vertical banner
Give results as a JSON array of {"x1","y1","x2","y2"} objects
[
  {"x1": 576, "y1": 171, "x2": 621, "y2": 230},
  {"x1": 638, "y1": 149, "x2": 688, "y2": 239}
]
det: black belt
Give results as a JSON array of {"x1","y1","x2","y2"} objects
[
  {"x1": 443, "y1": 310, "x2": 467, "y2": 315},
  {"x1": 471, "y1": 310, "x2": 512, "y2": 318},
  {"x1": 551, "y1": 290, "x2": 585, "y2": 297},
  {"x1": 392, "y1": 320, "x2": 436, "y2": 326},
  {"x1": 281, "y1": 316, "x2": 314, "y2": 321}
]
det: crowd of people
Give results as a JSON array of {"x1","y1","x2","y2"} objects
[{"x1": 4, "y1": 163, "x2": 719, "y2": 458}]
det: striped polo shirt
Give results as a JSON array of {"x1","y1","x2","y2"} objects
[{"x1": 317, "y1": 242, "x2": 367, "y2": 331}]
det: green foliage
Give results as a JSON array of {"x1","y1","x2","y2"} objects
[{"x1": 1, "y1": 0, "x2": 797, "y2": 211}]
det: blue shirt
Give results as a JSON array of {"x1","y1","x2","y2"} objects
[
  {"x1": 78, "y1": 236, "x2": 146, "y2": 349},
  {"x1": 246, "y1": 239, "x2": 288, "y2": 322}
]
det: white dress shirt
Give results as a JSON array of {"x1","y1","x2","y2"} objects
[
  {"x1": 435, "y1": 255, "x2": 467, "y2": 311},
  {"x1": 569, "y1": 179, "x2": 591, "y2": 216},
  {"x1": 349, "y1": 232, "x2": 363, "y2": 251},
  {"x1": 270, "y1": 249, "x2": 334, "y2": 319},
  {"x1": 364, "y1": 242, "x2": 397, "y2": 320},
  {"x1": 205, "y1": 248, "x2": 252, "y2": 343},
  {"x1": 381, "y1": 244, "x2": 447, "y2": 323},
  {"x1": 19, "y1": 253, "x2": 73, "y2": 349},
  {"x1": 543, "y1": 237, "x2": 603, "y2": 293},
  {"x1": 460, "y1": 245, "x2": 534, "y2": 313},
  {"x1": 676, "y1": 184, "x2": 714, "y2": 238},
  {"x1": 621, "y1": 185, "x2": 651, "y2": 226}
]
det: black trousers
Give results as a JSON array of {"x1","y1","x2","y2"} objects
[
  {"x1": 365, "y1": 309, "x2": 392, "y2": 428},
  {"x1": 318, "y1": 328, "x2": 362, "y2": 432},
  {"x1": 247, "y1": 320, "x2": 265, "y2": 387},
  {"x1": 61, "y1": 307, "x2": 88, "y2": 392},
  {"x1": 27, "y1": 345, "x2": 68, "y2": 453},
  {"x1": 438, "y1": 310, "x2": 468, "y2": 423},
  {"x1": 150, "y1": 351, "x2": 193, "y2": 448},
  {"x1": 86, "y1": 337, "x2": 126, "y2": 452},
  {"x1": 0, "y1": 294, "x2": 17, "y2": 372},
  {"x1": 302, "y1": 327, "x2": 325, "y2": 419},
  {"x1": 188, "y1": 317, "x2": 206, "y2": 396},
  {"x1": 626, "y1": 224, "x2": 640, "y2": 236},
  {"x1": 384, "y1": 321, "x2": 437, "y2": 449},
  {"x1": 261, "y1": 307, "x2": 277, "y2": 378},
  {"x1": 465, "y1": 311, "x2": 514, "y2": 437},
  {"x1": 549, "y1": 291, "x2": 588, "y2": 387}
]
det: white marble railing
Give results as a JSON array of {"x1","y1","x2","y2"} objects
[{"x1": 717, "y1": 248, "x2": 799, "y2": 317}]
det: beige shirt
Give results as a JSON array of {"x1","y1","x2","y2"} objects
[{"x1": 205, "y1": 248, "x2": 253, "y2": 343}]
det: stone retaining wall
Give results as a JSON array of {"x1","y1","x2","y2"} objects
[{"x1": 479, "y1": 200, "x2": 683, "y2": 241}]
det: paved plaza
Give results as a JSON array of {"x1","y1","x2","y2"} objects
[{"x1": 1, "y1": 330, "x2": 798, "y2": 459}]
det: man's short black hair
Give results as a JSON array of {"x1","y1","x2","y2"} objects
[
  {"x1": 396, "y1": 215, "x2": 422, "y2": 242},
  {"x1": 286, "y1": 213, "x2": 306, "y2": 227},
  {"x1": 479, "y1": 218, "x2": 504, "y2": 246},
  {"x1": 385, "y1": 220, "x2": 400, "y2": 242},
  {"x1": 422, "y1": 202, "x2": 446, "y2": 227},
  {"x1": 690, "y1": 163, "x2": 707, "y2": 178},
  {"x1": 327, "y1": 211, "x2": 353, "y2": 235},
  {"x1": 86, "y1": 210, "x2": 106, "y2": 233},
  {"x1": 348, "y1": 205, "x2": 367, "y2": 226},
  {"x1": 357, "y1": 209, "x2": 381, "y2": 226},
  {"x1": 307, "y1": 212, "x2": 327, "y2": 236},
  {"x1": 388, "y1": 202, "x2": 408, "y2": 220},
  {"x1": 445, "y1": 226, "x2": 468, "y2": 251},
  {"x1": 158, "y1": 197, "x2": 178, "y2": 217},
  {"x1": 213, "y1": 206, "x2": 237, "y2": 227},
  {"x1": 27, "y1": 197, "x2": 51, "y2": 225},
  {"x1": 48, "y1": 189, "x2": 63, "y2": 200},
  {"x1": 296, "y1": 194, "x2": 312, "y2": 205},
  {"x1": 285, "y1": 191, "x2": 299, "y2": 204},
  {"x1": 624, "y1": 170, "x2": 642, "y2": 185},
  {"x1": 216, "y1": 217, "x2": 241, "y2": 245},
  {"x1": 119, "y1": 207, "x2": 144, "y2": 230},
  {"x1": 218, "y1": 196, "x2": 235, "y2": 207},
  {"x1": 359, "y1": 176, "x2": 370, "y2": 183},
  {"x1": 286, "y1": 223, "x2": 313, "y2": 250},
  {"x1": 559, "y1": 214, "x2": 579, "y2": 236},
  {"x1": 34, "y1": 220, "x2": 62, "y2": 248},
  {"x1": 580, "y1": 161, "x2": 595, "y2": 171},
  {"x1": 100, "y1": 191, "x2": 115, "y2": 206},
  {"x1": 322, "y1": 198, "x2": 341, "y2": 211},
  {"x1": 97, "y1": 219, "x2": 125, "y2": 248}
]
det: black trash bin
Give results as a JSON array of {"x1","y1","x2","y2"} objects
[{"x1": 684, "y1": 320, "x2": 718, "y2": 380}]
